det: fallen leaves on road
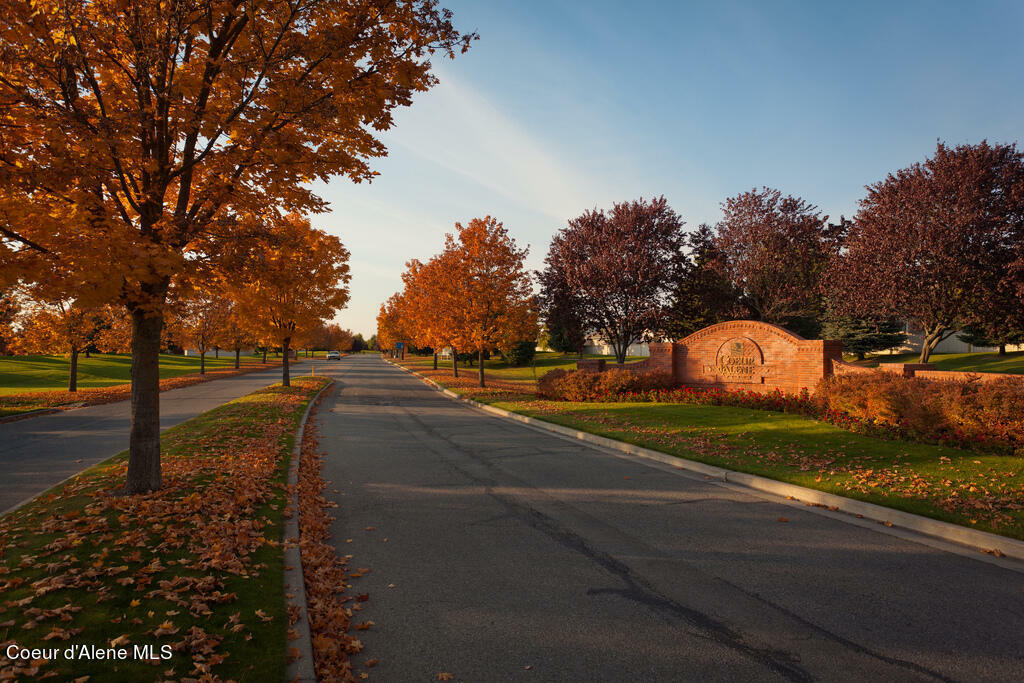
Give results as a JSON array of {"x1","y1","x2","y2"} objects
[{"x1": 296, "y1": 389, "x2": 366, "y2": 682}]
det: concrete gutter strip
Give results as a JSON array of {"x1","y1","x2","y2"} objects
[
  {"x1": 284, "y1": 379, "x2": 333, "y2": 683},
  {"x1": 385, "y1": 359, "x2": 1024, "y2": 567}
]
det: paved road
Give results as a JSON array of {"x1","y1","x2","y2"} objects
[
  {"x1": 0, "y1": 362, "x2": 299, "y2": 513},
  {"x1": 316, "y1": 355, "x2": 1024, "y2": 682}
]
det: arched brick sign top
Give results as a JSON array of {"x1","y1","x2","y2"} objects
[{"x1": 647, "y1": 320, "x2": 842, "y2": 394}]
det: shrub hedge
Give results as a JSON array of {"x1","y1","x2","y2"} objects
[
  {"x1": 815, "y1": 372, "x2": 1024, "y2": 456},
  {"x1": 537, "y1": 367, "x2": 1024, "y2": 456}
]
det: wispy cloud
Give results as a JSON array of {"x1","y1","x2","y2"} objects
[{"x1": 387, "y1": 70, "x2": 606, "y2": 221}]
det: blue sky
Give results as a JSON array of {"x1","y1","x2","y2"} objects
[{"x1": 311, "y1": 0, "x2": 1024, "y2": 336}]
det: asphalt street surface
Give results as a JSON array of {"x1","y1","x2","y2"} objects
[
  {"x1": 0, "y1": 361, "x2": 300, "y2": 513},
  {"x1": 316, "y1": 355, "x2": 1024, "y2": 682}
]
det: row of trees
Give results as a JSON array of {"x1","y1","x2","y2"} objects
[
  {"x1": 538, "y1": 141, "x2": 1024, "y2": 364},
  {"x1": 0, "y1": 0, "x2": 474, "y2": 493},
  {"x1": 3, "y1": 279, "x2": 359, "y2": 392},
  {"x1": 377, "y1": 217, "x2": 537, "y2": 387}
]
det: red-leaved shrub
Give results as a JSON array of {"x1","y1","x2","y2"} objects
[
  {"x1": 815, "y1": 371, "x2": 1024, "y2": 455},
  {"x1": 537, "y1": 369, "x2": 675, "y2": 401}
]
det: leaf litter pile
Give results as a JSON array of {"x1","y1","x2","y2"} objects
[
  {"x1": 294, "y1": 390, "x2": 366, "y2": 681},
  {"x1": 0, "y1": 376, "x2": 358, "y2": 681}
]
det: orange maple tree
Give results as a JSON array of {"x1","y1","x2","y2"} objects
[
  {"x1": 376, "y1": 293, "x2": 414, "y2": 359},
  {"x1": 175, "y1": 287, "x2": 232, "y2": 374},
  {"x1": 401, "y1": 253, "x2": 466, "y2": 374},
  {"x1": 311, "y1": 322, "x2": 354, "y2": 353},
  {"x1": 0, "y1": 0, "x2": 474, "y2": 493},
  {"x1": 231, "y1": 213, "x2": 350, "y2": 387},
  {"x1": 216, "y1": 302, "x2": 258, "y2": 370},
  {"x1": 14, "y1": 299, "x2": 100, "y2": 391},
  {"x1": 445, "y1": 217, "x2": 537, "y2": 387}
]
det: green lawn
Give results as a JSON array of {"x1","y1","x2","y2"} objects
[
  {"x1": 496, "y1": 400, "x2": 1024, "y2": 541},
  {"x1": 0, "y1": 376, "x2": 327, "y2": 681},
  {"x1": 872, "y1": 350, "x2": 1024, "y2": 374},
  {"x1": 401, "y1": 350, "x2": 645, "y2": 383},
  {"x1": 0, "y1": 353, "x2": 270, "y2": 395}
]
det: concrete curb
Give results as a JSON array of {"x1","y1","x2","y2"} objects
[
  {"x1": 0, "y1": 407, "x2": 62, "y2": 424},
  {"x1": 284, "y1": 378, "x2": 334, "y2": 683},
  {"x1": 384, "y1": 358, "x2": 1024, "y2": 566}
]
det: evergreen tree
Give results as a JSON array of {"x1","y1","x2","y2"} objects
[{"x1": 821, "y1": 315, "x2": 907, "y2": 360}]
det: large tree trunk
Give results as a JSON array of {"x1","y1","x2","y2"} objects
[
  {"x1": 998, "y1": 344, "x2": 1006, "y2": 356},
  {"x1": 478, "y1": 349, "x2": 485, "y2": 387},
  {"x1": 68, "y1": 346, "x2": 79, "y2": 392},
  {"x1": 234, "y1": 347, "x2": 240, "y2": 369},
  {"x1": 125, "y1": 309, "x2": 164, "y2": 494},
  {"x1": 433, "y1": 352, "x2": 438, "y2": 370},
  {"x1": 214, "y1": 346, "x2": 219, "y2": 359},
  {"x1": 199, "y1": 347, "x2": 205, "y2": 375},
  {"x1": 452, "y1": 346, "x2": 458, "y2": 377},
  {"x1": 262, "y1": 347, "x2": 268, "y2": 363},
  {"x1": 282, "y1": 337, "x2": 291, "y2": 387}
]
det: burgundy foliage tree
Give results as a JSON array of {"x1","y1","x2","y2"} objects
[
  {"x1": 715, "y1": 188, "x2": 841, "y2": 334},
  {"x1": 829, "y1": 141, "x2": 1024, "y2": 363},
  {"x1": 543, "y1": 196, "x2": 687, "y2": 365}
]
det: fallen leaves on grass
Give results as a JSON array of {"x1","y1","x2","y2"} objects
[
  {"x1": 0, "y1": 377, "x2": 326, "y2": 681},
  {"x1": 527, "y1": 408, "x2": 1024, "y2": 537}
]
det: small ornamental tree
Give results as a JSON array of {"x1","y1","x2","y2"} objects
[
  {"x1": 544, "y1": 197, "x2": 687, "y2": 364},
  {"x1": 714, "y1": 189, "x2": 841, "y2": 331},
  {"x1": 446, "y1": 217, "x2": 537, "y2": 387},
  {"x1": 233, "y1": 214, "x2": 350, "y2": 386},
  {"x1": 829, "y1": 141, "x2": 1024, "y2": 362},
  {"x1": 0, "y1": 0, "x2": 474, "y2": 494},
  {"x1": 14, "y1": 299, "x2": 100, "y2": 391}
]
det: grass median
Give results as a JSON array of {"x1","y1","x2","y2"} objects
[
  {"x1": 0, "y1": 355, "x2": 302, "y2": 419},
  {"x1": 0, "y1": 375, "x2": 328, "y2": 681},
  {"x1": 396, "y1": 356, "x2": 1024, "y2": 543}
]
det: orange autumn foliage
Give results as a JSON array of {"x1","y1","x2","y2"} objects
[
  {"x1": 230, "y1": 213, "x2": 350, "y2": 387},
  {"x1": 0, "y1": 0, "x2": 474, "y2": 493}
]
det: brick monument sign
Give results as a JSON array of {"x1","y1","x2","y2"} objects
[{"x1": 587, "y1": 320, "x2": 843, "y2": 394}]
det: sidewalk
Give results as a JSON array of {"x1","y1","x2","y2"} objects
[{"x1": 0, "y1": 363, "x2": 296, "y2": 513}]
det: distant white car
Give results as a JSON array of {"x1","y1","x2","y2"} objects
[{"x1": 326, "y1": 351, "x2": 341, "y2": 360}]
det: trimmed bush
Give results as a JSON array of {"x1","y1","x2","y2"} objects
[
  {"x1": 815, "y1": 372, "x2": 1024, "y2": 456},
  {"x1": 537, "y1": 369, "x2": 675, "y2": 401}
]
